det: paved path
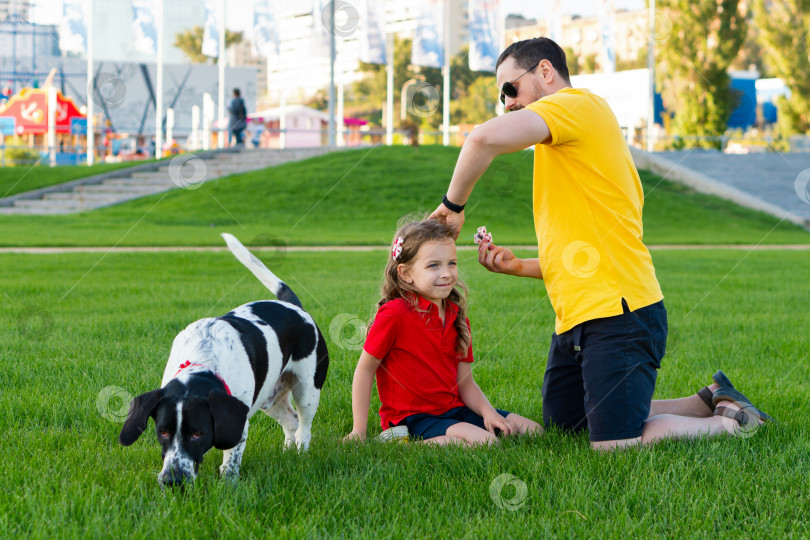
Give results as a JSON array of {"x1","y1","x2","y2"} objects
[
  {"x1": 654, "y1": 150, "x2": 810, "y2": 222},
  {"x1": 1, "y1": 244, "x2": 808, "y2": 254}
]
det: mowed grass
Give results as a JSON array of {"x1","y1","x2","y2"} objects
[
  {"x1": 2, "y1": 248, "x2": 808, "y2": 537},
  {"x1": 0, "y1": 159, "x2": 163, "y2": 199},
  {"x1": 0, "y1": 145, "x2": 808, "y2": 247}
]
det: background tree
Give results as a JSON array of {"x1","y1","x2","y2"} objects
[
  {"x1": 582, "y1": 53, "x2": 598, "y2": 73},
  {"x1": 563, "y1": 46, "x2": 581, "y2": 76},
  {"x1": 347, "y1": 39, "x2": 497, "y2": 130},
  {"x1": 616, "y1": 45, "x2": 649, "y2": 72},
  {"x1": 347, "y1": 36, "x2": 419, "y2": 127},
  {"x1": 729, "y1": 12, "x2": 766, "y2": 74},
  {"x1": 656, "y1": 0, "x2": 747, "y2": 149},
  {"x1": 753, "y1": 0, "x2": 810, "y2": 137},
  {"x1": 451, "y1": 74, "x2": 497, "y2": 125},
  {"x1": 449, "y1": 46, "x2": 496, "y2": 126},
  {"x1": 174, "y1": 26, "x2": 244, "y2": 64}
]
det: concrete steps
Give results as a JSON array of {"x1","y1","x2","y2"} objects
[{"x1": 0, "y1": 147, "x2": 333, "y2": 215}]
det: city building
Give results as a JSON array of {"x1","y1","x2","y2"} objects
[
  {"x1": 267, "y1": 0, "x2": 471, "y2": 105},
  {"x1": 506, "y1": 9, "x2": 649, "y2": 74},
  {"x1": 227, "y1": 39, "x2": 268, "y2": 102},
  {"x1": 17, "y1": 0, "x2": 205, "y2": 64},
  {"x1": 1, "y1": 17, "x2": 61, "y2": 94}
]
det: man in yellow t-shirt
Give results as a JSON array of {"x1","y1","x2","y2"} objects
[{"x1": 430, "y1": 37, "x2": 771, "y2": 450}]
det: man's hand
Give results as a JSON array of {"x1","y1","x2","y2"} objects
[
  {"x1": 429, "y1": 204, "x2": 465, "y2": 241},
  {"x1": 478, "y1": 241, "x2": 523, "y2": 276},
  {"x1": 483, "y1": 410, "x2": 516, "y2": 436},
  {"x1": 341, "y1": 431, "x2": 367, "y2": 443}
]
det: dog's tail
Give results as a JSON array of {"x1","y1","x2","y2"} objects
[{"x1": 221, "y1": 233, "x2": 303, "y2": 308}]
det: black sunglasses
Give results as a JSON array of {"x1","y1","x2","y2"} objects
[{"x1": 499, "y1": 62, "x2": 541, "y2": 105}]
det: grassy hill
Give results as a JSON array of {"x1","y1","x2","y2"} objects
[
  {"x1": 0, "y1": 145, "x2": 807, "y2": 247},
  {"x1": 0, "y1": 159, "x2": 163, "y2": 199}
]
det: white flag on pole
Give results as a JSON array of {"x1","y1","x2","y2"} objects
[
  {"x1": 360, "y1": 0, "x2": 386, "y2": 65},
  {"x1": 468, "y1": 0, "x2": 498, "y2": 72},
  {"x1": 411, "y1": 0, "x2": 443, "y2": 68},
  {"x1": 548, "y1": 0, "x2": 562, "y2": 43},
  {"x1": 252, "y1": 0, "x2": 281, "y2": 58},
  {"x1": 202, "y1": 0, "x2": 220, "y2": 58},
  {"x1": 131, "y1": 0, "x2": 158, "y2": 55},
  {"x1": 599, "y1": 0, "x2": 616, "y2": 73},
  {"x1": 310, "y1": 0, "x2": 332, "y2": 58},
  {"x1": 59, "y1": 0, "x2": 87, "y2": 54}
]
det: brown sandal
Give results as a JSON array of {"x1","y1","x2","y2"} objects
[
  {"x1": 714, "y1": 405, "x2": 758, "y2": 436},
  {"x1": 697, "y1": 370, "x2": 735, "y2": 413},
  {"x1": 697, "y1": 386, "x2": 716, "y2": 412}
]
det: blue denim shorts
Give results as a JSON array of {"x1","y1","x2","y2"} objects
[
  {"x1": 403, "y1": 406, "x2": 511, "y2": 440},
  {"x1": 542, "y1": 299, "x2": 667, "y2": 442}
]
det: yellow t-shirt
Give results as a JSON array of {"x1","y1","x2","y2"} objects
[{"x1": 525, "y1": 87, "x2": 663, "y2": 334}]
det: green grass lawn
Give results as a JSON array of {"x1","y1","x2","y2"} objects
[
  {"x1": 0, "y1": 159, "x2": 165, "y2": 199},
  {"x1": 2, "y1": 248, "x2": 808, "y2": 537},
  {"x1": 0, "y1": 145, "x2": 808, "y2": 247}
]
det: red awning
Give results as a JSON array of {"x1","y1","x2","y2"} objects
[{"x1": 0, "y1": 87, "x2": 85, "y2": 135}]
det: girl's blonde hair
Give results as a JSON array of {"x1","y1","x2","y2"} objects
[{"x1": 375, "y1": 215, "x2": 471, "y2": 356}]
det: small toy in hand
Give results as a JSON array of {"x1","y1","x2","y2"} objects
[{"x1": 473, "y1": 226, "x2": 493, "y2": 245}]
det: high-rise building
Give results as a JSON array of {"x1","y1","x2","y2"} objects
[
  {"x1": 1, "y1": 0, "x2": 30, "y2": 22},
  {"x1": 267, "y1": 0, "x2": 472, "y2": 104},
  {"x1": 92, "y1": 0, "x2": 206, "y2": 64},
  {"x1": 21, "y1": 0, "x2": 205, "y2": 64},
  {"x1": 506, "y1": 9, "x2": 649, "y2": 74}
]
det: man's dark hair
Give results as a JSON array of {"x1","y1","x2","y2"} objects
[
  {"x1": 233, "y1": 88, "x2": 241, "y2": 97},
  {"x1": 496, "y1": 37, "x2": 571, "y2": 84}
]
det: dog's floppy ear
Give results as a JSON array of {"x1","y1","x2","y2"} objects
[
  {"x1": 208, "y1": 390, "x2": 249, "y2": 450},
  {"x1": 119, "y1": 389, "x2": 164, "y2": 446}
]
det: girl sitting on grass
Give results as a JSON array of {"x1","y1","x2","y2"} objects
[{"x1": 343, "y1": 218, "x2": 542, "y2": 445}]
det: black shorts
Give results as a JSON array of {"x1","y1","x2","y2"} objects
[
  {"x1": 542, "y1": 299, "x2": 667, "y2": 442},
  {"x1": 404, "y1": 406, "x2": 511, "y2": 440}
]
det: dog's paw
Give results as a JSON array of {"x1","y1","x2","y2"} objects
[{"x1": 219, "y1": 464, "x2": 241, "y2": 481}]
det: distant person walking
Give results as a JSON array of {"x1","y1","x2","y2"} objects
[{"x1": 228, "y1": 88, "x2": 247, "y2": 146}]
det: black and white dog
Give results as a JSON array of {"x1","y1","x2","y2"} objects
[{"x1": 119, "y1": 233, "x2": 328, "y2": 486}]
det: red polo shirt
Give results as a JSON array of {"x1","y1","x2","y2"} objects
[{"x1": 363, "y1": 295, "x2": 473, "y2": 429}]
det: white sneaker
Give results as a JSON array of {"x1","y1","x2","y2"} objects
[{"x1": 377, "y1": 425, "x2": 409, "y2": 443}]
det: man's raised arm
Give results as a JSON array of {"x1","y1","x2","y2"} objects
[{"x1": 429, "y1": 109, "x2": 551, "y2": 239}]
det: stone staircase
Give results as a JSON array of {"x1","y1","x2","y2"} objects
[{"x1": 0, "y1": 147, "x2": 331, "y2": 215}]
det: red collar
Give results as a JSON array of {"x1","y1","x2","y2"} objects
[
  {"x1": 175, "y1": 360, "x2": 232, "y2": 395},
  {"x1": 413, "y1": 294, "x2": 459, "y2": 325}
]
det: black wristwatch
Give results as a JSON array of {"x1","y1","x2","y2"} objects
[{"x1": 442, "y1": 195, "x2": 466, "y2": 213}]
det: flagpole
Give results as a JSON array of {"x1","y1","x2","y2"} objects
[
  {"x1": 385, "y1": 31, "x2": 393, "y2": 146},
  {"x1": 48, "y1": 84, "x2": 56, "y2": 167},
  {"x1": 280, "y1": 85, "x2": 286, "y2": 149},
  {"x1": 337, "y1": 69, "x2": 344, "y2": 147},
  {"x1": 496, "y1": 0, "x2": 505, "y2": 116},
  {"x1": 328, "y1": 0, "x2": 336, "y2": 148},
  {"x1": 155, "y1": 0, "x2": 164, "y2": 159},
  {"x1": 217, "y1": 0, "x2": 226, "y2": 148},
  {"x1": 86, "y1": 0, "x2": 94, "y2": 165},
  {"x1": 191, "y1": 104, "x2": 200, "y2": 149},
  {"x1": 647, "y1": 0, "x2": 655, "y2": 152},
  {"x1": 442, "y1": 0, "x2": 450, "y2": 146}
]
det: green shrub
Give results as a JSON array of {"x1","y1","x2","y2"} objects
[{"x1": 2, "y1": 146, "x2": 42, "y2": 166}]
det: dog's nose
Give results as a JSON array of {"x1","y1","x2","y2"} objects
[{"x1": 161, "y1": 467, "x2": 188, "y2": 487}]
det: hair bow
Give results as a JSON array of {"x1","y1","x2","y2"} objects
[{"x1": 391, "y1": 237, "x2": 404, "y2": 260}]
